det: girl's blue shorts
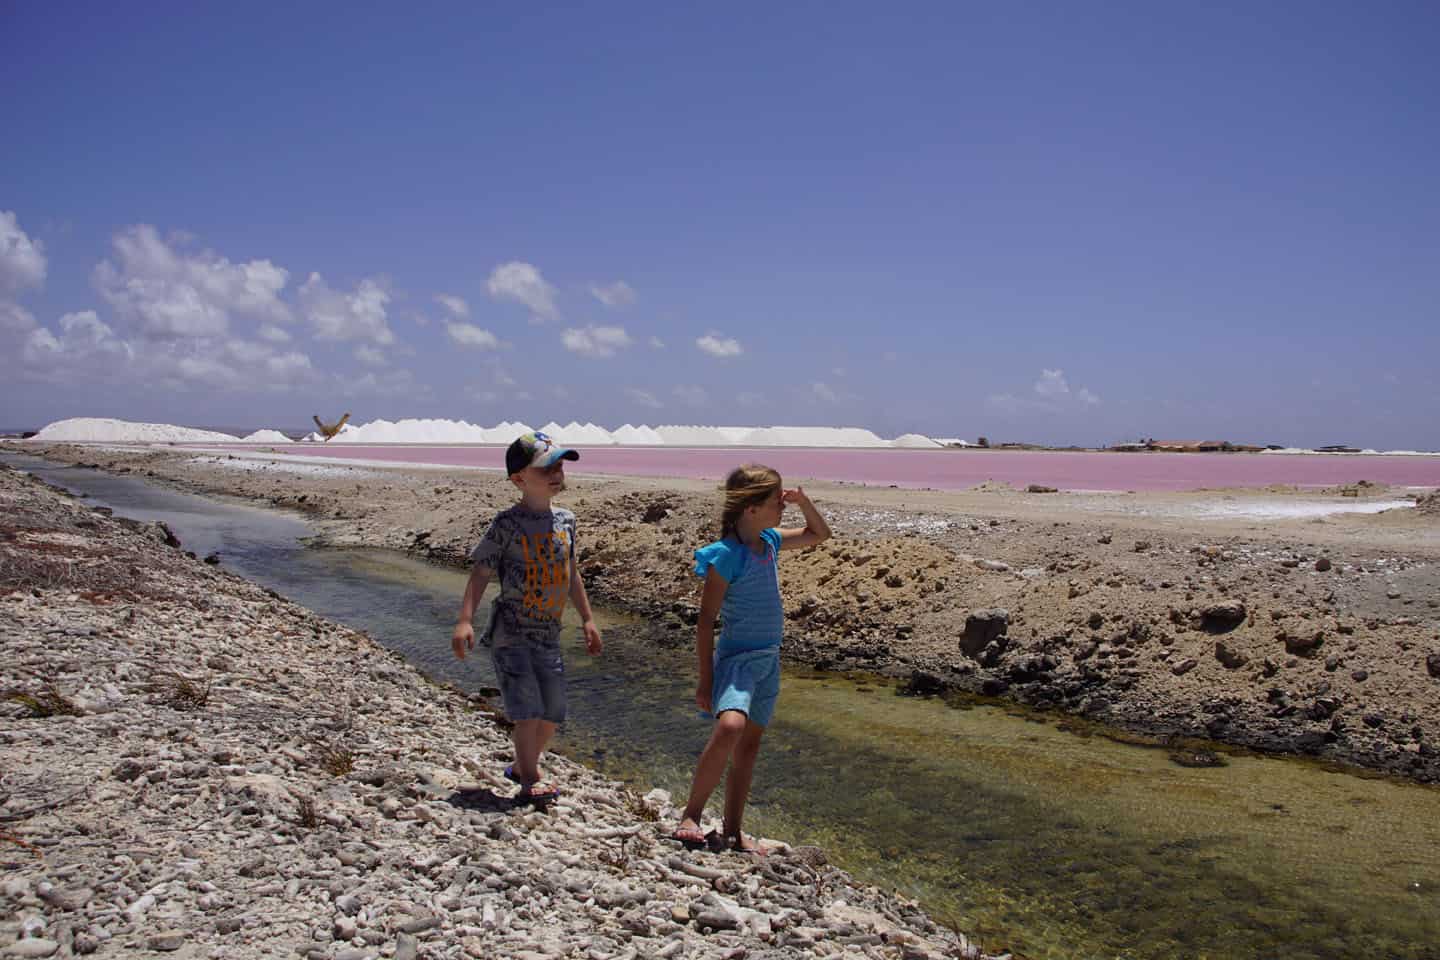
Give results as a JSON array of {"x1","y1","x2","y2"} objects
[{"x1": 710, "y1": 647, "x2": 781, "y2": 728}]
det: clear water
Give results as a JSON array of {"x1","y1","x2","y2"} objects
[{"x1": 8, "y1": 452, "x2": 1439, "y2": 960}]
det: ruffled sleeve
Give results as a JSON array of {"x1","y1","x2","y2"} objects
[{"x1": 694, "y1": 538, "x2": 743, "y2": 582}]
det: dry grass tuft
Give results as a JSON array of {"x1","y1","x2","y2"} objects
[
  {"x1": 295, "y1": 795, "x2": 320, "y2": 829},
  {"x1": 313, "y1": 742, "x2": 355, "y2": 777},
  {"x1": 6, "y1": 681, "x2": 80, "y2": 718},
  {"x1": 147, "y1": 670, "x2": 212, "y2": 711},
  {"x1": 623, "y1": 789, "x2": 660, "y2": 823}
]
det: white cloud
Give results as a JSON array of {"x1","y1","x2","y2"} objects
[
  {"x1": 648, "y1": 336, "x2": 665, "y2": 349},
  {"x1": 832, "y1": 366, "x2": 848, "y2": 378},
  {"x1": 696, "y1": 333, "x2": 742, "y2": 358},
  {"x1": 20, "y1": 311, "x2": 134, "y2": 383},
  {"x1": 0, "y1": 211, "x2": 46, "y2": 297},
  {"x1": 674, "y1": 385, "x2": 707, "y2": 405},
  {"x1": 590, "y1": 280, "x2": 636, "y2": 308},
  {"x1": 434, "y1": 293, "x2": 469, "y2": 319},
  {"x1": 258, "y1": 323, "x2": 291, "y2": 343},
  {"x1": 625, "y1": 387, "x2": 662, "y2": 409},
  {"x1": 562, "y1": 324, "x2": 631, "y2": 358},
  {"x1": 1, "y1": 300, "x2": 37, "y2": 333},
  {"x1": 94, "y1": 224, "x2": 292, "y2": 339},
  {"x1": 446, "y1": 322, "x2": 500, "y2": 350},
  {"x1": 298, "y1": 273, "x2": 395, "y2": 344},
  {"x1": 809, "y1": 381, "x2": 840, "y2": 404},
  {"x1": 338, "y1": 368, "x2": 431, "y2": 400},
  {"x1": 487, "y1": 261, "x2": 557, "y2": 323},
  {"x1": 986, "y1": 368, "x2": 1102, "y2": 415},
  {"x1": 355, "y1": 344, "x2": 387, "y2": 366}
]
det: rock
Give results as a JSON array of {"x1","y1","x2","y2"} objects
[
  {"x1": 1087, "y1": 611, "x2": 1104, "y2": 629},
  {"x1": 1215, "y1": 642, "x2": 1249, "y2": 669},
  {"x1": 146, "y1": 931, "x2": 186, "y2": 952},
  {"x1": 973, "y1": 559, "x2": 1011, "y2": 573},
  {"x1": 1025, "y1": 484, "x2": 1057, "y2": 494},
  {"x1": 1133, "y1": 540, "x2": 1151, "y2": 552},
  {"x1": 1428, "y1": 653, "x2": 1440, "y2": 679},
  {"x1": 4, "y1": 941, "x2": 59, "y2": 959},
  {"x1": 1171, "y1": 658, "x2": 1198, "y2": 676},
  {"x1": 1314, "y1": 557, "x2": 1332, "y2": 572},
  {"x1": 1200, "y1": 602, "x2": 1247, "y2": 633},
  {"x1": 958, "y1": 609, "x2": 1009, "y2": 659},
  {"x1": 1281, "y1": 626, "x2": 1324, "y2": 657}
]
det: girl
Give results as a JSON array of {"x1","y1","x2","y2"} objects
[{"x1": 672, "y1": 464, "x2": 831, "y2": 852}]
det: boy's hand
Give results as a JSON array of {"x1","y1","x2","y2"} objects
[
  {"x1": 695, "y1": 672, "x2": 713, "y2": 713},
  {"x1": 451, "y1": 622, "x2": 475, "y2": 660},
  {"x1": 582, "y1": 619, "x2": 603, "y2": 655}
]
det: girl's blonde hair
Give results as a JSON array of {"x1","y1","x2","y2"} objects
[{"x1": 720, "y1": 464, "x2": 782, "y2": 539}]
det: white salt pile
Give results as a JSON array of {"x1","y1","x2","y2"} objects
[
  {"x1": 241, "y1": 429, "x2": 292, "y2": 443},
  {"x1": 31, "y1": 418, "x2": 243, "y2": 444},
  {"x1": 610, "y1": 424, "x2": 664, "y2": 445},
  {"x1": 32, "y1": 416, "x2": 948, "y2": 449},
  {"x1": 892, "y1": 433, "x2": 944, "y2": 448}
]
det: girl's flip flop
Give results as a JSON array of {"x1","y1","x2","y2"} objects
[{"x1": 519, "y1": 781, "x2": 560, "y2": 804}]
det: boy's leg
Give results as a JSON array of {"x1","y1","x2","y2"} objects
[
  {"x1": 679, "y1": 710, "x2": 748, "y2": 831},
  {"x1": 722, "y1": 719, "x2": 766, "y2": 847},
  {"x1": 511, "y1": 719, "x2": 556, "y2": 784}
]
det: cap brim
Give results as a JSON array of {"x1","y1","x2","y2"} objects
[{"x1": 534, "y1": 447, "x2": 579, "y2": 468}]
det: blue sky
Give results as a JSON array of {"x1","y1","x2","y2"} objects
[{"x1": 3, "y1": 2, "x2": 1437, "y2": 447}]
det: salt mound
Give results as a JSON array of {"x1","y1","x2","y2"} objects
[
  {"x1": 33, "y1": 417, "x2": 240, "y2": 444},
  {"x1": 1417, "y1": 491, "x2": 1440, "y2": 516},
  {"x1": 738, "y1": 426, "x2": 888, "y2": 447},
  {"x1": 241, "y1": 429, "x2": 292, "y2": 443},
  {"x1": 611, "y1": 424, "x2": 663, "y2": 445},
  {"x1": 540, "y1": 422, "x2": 616, "y2": 446},
  {"x1": 655, "y1": 425, "x2": 734, "y2": 446},
  {"x1": 892, "y1": 433, "x2": 942, "y2": 448}
]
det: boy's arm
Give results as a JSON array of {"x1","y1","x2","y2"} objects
[
  {"x1": 694, "y1": 569, "x2": 727, "y2": 711},
  {"x1": 777, "y1": 486, "x2": 832, "y2": 550},
  {"x1": 568, "y1": 563, "x2": 603, "y2": 655},
  {"x1": 451, "y1": 564, "x2": 494, "y2": 660}
]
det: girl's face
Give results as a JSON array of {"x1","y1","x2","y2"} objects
[{"x1": 749, "y1": 486, "x2": 784, "y2": 527}]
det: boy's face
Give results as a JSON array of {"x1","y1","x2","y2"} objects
[{"x1": 511, "y1": 460, "x2": 566, "y2": 499}]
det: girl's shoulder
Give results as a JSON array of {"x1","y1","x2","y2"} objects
[{"x1": 693, "y1": 536, "x2": 745, "y2": 582}]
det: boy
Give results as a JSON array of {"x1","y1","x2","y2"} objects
[{"x1": 452, "y1": 431, "x2": 603, "y2": 802}]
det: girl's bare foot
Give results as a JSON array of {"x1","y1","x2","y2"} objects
[
  {"x1": 671, "y1": 818, "x2": 707, "y2": 847},
  {"x1": 727, "y1": 832, "x2": 766, "y2": 855}
]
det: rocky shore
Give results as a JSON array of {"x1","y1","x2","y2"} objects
[
  {"x1": 0, "y1": 463, "x2": 995, "y2": 959},
  {"x1": 6, "y1": 442, "x2": 1440, "y2": 789}
]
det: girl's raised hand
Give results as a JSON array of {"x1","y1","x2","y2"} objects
[{"x1": 782, "y1": 486, "x2": 811, "y2": 506}]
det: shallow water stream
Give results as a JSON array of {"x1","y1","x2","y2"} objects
[{"x1": 9, "y1": 452, "x2": 1439, "y2": 960}]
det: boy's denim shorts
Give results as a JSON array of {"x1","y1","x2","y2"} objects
[
  {"x1": 490, "y1": 634, "x2": 567, "y2": 724},
  {"x1": 711, "y1": 647, "x2": 781, "y2": 728}
]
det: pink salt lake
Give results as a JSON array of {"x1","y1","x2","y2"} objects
[{"x1": 195, "y1": 445, "x2": 1440, "y2": 493}]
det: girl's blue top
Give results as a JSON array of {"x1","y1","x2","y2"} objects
[{"x1": 693, "y1": 528, "x2": 784, "y2": 653}]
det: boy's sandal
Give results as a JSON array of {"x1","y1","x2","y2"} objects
[{"x1": 503, "y1": 764, "x2": 522, "y2": 784}]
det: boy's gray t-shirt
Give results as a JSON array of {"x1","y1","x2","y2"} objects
[{"x1": 469, "y1": 504, "x2": 576, "y2": 646}]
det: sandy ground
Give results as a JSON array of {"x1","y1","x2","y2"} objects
[{"x1": 10, "y1": 442, "x2": 1440, "y2": 783}]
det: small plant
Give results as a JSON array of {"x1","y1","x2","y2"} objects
[
  {"x1": 6, "y1": 681, "x2": 80, "y2": 718},
  {"x1": 314, "y1": 742, "x2": 355, "y2": 777},
  {"x1": 295, "y1": 795, "x2": 319, "y2": 829},
  {"x1": 147, "y1": 671, "x2": 211, "y2": 711},
  {"x1": 622, "y1": 790, "x2": 660, "y2": 823}
]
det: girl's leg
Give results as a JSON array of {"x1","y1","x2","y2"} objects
[
  {"x1": 722, "y1": 719, "x2": 766, "y2": 849},
  {"x1": 678, "y1": 711, "x2": 748, "y2": 832}
]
